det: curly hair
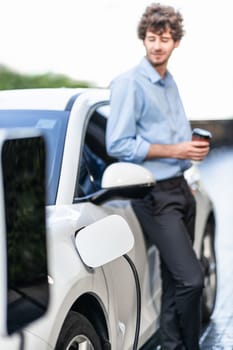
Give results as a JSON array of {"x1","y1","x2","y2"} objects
[{"x1": 137, "y1": 3, "x2": 184, "y2": 41}]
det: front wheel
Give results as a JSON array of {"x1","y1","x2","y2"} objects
[
  {"x1": 200, "y1": 216, "x2": 217, "y2": 323},
  {"x1": 55, "y1": 311, "x2": 102, "y2": 350}
]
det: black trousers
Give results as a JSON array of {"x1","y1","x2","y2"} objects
[{"x1": 132, "y1": 175, "x2": 204, "y2": 350}]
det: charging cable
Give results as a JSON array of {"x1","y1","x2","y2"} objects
[
  {"x1": 123, "y1": 254, "x2": 141, "y2": 350},
  {"x1": 19, "y1": 331, "x2": 25, "y2": 350}
]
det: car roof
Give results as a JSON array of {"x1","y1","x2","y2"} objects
[{"x1": 0, "y1": 87, "x2": 110, "y2": 111}]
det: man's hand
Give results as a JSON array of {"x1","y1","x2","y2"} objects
[
  {"x1": 146, "y1": 141, "x2": 210, "y2": 161},
  {"x1": 173, "y1": 141, "x2": 210, "y2": 161}
]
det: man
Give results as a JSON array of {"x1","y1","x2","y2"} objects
[{"x1": 106, "y1": 3, "x2": 210, "y2": 350}]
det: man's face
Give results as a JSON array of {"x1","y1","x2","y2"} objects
[{"x1": 143, "y1": 28, "x2": 179, "y2": 69}]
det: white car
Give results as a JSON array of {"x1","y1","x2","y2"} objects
[{"x1": 0, "y1": 88, "x2": 216, "y2": 350}]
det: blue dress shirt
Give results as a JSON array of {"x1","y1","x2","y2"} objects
[{"x1": 106, "y1": 57, "x2": 192, "y2": 181}]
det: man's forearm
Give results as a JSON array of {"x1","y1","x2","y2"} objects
[
  {"x1": 146, "y1": 141, "x2": 210, "y2": 161},
  {"x1": 146, "y1": 144, "x2": 178, "y2": 159}
]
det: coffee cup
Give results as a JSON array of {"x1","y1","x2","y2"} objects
[{"x1": 192, "y1": 128, "x2": 212, "y2": 142}]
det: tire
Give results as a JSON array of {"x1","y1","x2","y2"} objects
[
  {"x1": 55, "y1": 311, "x2": 102, "y2": 350},
  {"x1": 200, "y1": 216, "x2": 217, "y2": 323}
]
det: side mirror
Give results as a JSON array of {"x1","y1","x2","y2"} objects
[
  {"x1": 75, "y1": 215, "x2": 134, "y2": 268},
  {"x1": 101, "y1": 162, "x2": 155, "y2": 189},
  {"x1": 0, "y1": 129, "x2": 49, "y2": 336},
  {"x1": 75, "y1": 162, "x2": 155, "y2": 204},
  {"x1": 93, "y1": 162, "x2": 155, "y2": 201}
]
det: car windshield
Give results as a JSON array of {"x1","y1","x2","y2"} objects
[{"x1": 0, "y1": 110, "x2": 69, "y2": 205}]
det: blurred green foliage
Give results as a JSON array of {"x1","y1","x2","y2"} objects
[{"x1": 0, "y1": 64, "x2": 94, "y2": 90}]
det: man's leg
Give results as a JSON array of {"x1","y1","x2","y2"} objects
[
  {"x1": 153, "y1": 213, "x2": 203, "y2": 350},
  {"x1": 132, "y1": 182, "x2": 204, "y2": 350},
  {"x1": 160, "y1": 259, "x2": 186, "y2": 350}
]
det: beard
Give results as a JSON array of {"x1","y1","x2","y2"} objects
[
  {"x1": 147, "y1": 53, "x2": 169, "y2": 68},
  {"x1": 146, "y1": 48, "x2": 174, "y2": 69}
]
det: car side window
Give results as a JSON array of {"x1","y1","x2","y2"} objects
[{"x1": 74, "y1": 105, "x2": 116, "y2": 199}]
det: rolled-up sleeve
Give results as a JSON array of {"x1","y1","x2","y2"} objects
[{"x1": 106, "y1": 77, "x2": 150, "y2": 163}]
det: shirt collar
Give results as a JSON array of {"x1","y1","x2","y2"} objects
[{"x1": 138, "y1": 57, "x2": 173, "y2": 86}]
